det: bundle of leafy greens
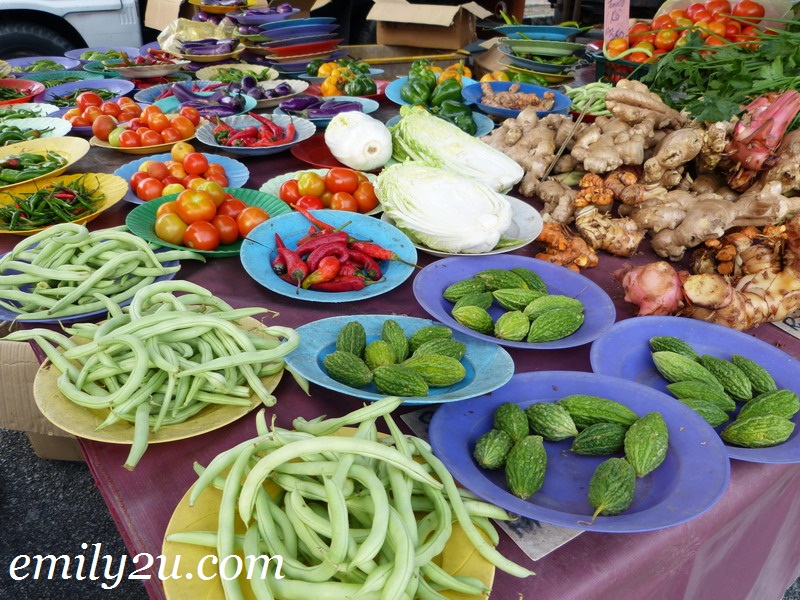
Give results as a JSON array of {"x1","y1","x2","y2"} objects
[{"x1": 641, "y1": 20, "x2": 800, "y2": 124}]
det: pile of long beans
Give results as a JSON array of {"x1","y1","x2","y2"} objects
[
  {"x1": 167, "y1": 396, "x2": 535, "y2": 599},
  {"x1": 0, "y1": 223, "x2": 202, "y2": 320},
  {"x1": 6, "y1": 280, "x2": 300, "y2": 470},
  {"x1": 562, "y1": 81, "x2": 613, "y2": 117}
]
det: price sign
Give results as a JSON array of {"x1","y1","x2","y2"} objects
[{"x1": 604, "y1": 0, "x2": 631, "y2": 44}]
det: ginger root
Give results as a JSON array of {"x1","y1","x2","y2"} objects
[
  {"x1": 534, "y1": 221, "x2": 598, "y2": 271},
  {"x1": 574, "y1": 206, "x2": 645, "y2": 257}
]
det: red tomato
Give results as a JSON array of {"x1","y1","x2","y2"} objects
[
  {"x1": 136, "y1": 177, "x2": 165, "y2": 201},
  {"x1": 76, "y1": 91, "x2": 103, "y2": 111},
  {"x1": 294, "y1": 195, "x2": 324, "y2": 211},
  {"x1": 100, "y1": 101, "x2": 121, "y2": 118},
  {"x1": 654, "y1": 28, "x2": 680, "y2": 50},
  {"x1": 650, "y1": 14, "x2": 675, "y2": 30},
  {"x1": 178, "y1": 106, "x2": 201, "y2": 126},
  {"x1": 63, "y1": 108, "x2": 82, "y2": 120},
  {"x1": 204, "y1": 163, "x2": 226, "y2": 177},
  {"x1": 146, "y1": 161, "x2": 169, "y2": 181},
  {"x1": 732, "y1": 0, "x2": 765, "y2": 22},
  {"x1": 668, "y1": 8, "x2": 686, "y2": 21},
  {"x1": 204, "y1": 171, "x2": 229, "y2": 187},
  {"x1": 183, "y1": 152, "x2": 210, "y2": 176},
  {"x1": 169, "y1": 115, "x2": 195, "y2": 140},
  {"x1": 725, "y1": 20, "x2": 742, "y2": 37},
  {"x1": 126, "y1": 117, "x2": 147, "y2": 131},
  {"x1": 129, "y1": 171, "x2": 150, "y2": 193},
  {"x1": 236, "y1": 206, "x2": 269, "y2": 238},
  {"x1": 706, "y1": 20, "x2": 727, "y2": 37},
  {"x1": 82, "y1": 106, "x2": 102, "y2": 123},
  {"x1": 155, "y1": 213, "x2": 188, "y2": 246},
  {"x1": 628, "y1": 22, "x2": 654, "y2": 46},
  {"x1": 118, "y1": 130, "x2": 141, "y2": 148},
  {"x1": 146, "y1": 112, "x2": 170, "y2": 133},
  {"x1": 626, "y1": 51, "x2": 651, "y2": 63},
  {"x1": 692, "y1": 9, "x2": 713, "y2": 22},
  {"x1": 320, "y1": 190, "x2": 334, "y2": 208},
  {"x1": 684, "y1": 2, "x2": 707, "y2": 19},
  {"x1": 605, "y1": 37, "x2": 629, "y2": 58},
  {"x1": 91, "y1": 114, "x2": 117, "y2": 142},
  {"x1": 196, "y1": 180, "x2": 226, "y2": 206},
  {"x1": 161, "y1": 127, "x2": 183, "y2": 144},
  {"x1": 279, "y1": 179, "x2": 301, "y2": 204},
  {"x1": 140, "y1": 129, "x2": 165, "y2": 147},
  {"x1": 156, "y1": 201, "x2": 180, "y2": 219},
  {"x1": 353, "y1": 181, "x2": 379, "y2": 213},
  {"x1": 183, "y1": 221, "x2": 221, "y2": 251},
  {"x1": 705, "y1": 0, "x2": 732, "y2": 13},
  {"x1": 330, "y1": 192, "x2": 358, "y2": 212},
  {"x1": 176, "y1": 189, "x2": 217, "y2": 224},
  {"x1": 211, "y1": 214, "x2": 240, "y2": 245},
  {"x1": 324, "y1": 168, "x2": 360, "y2": 194},
  {"x1": 217, "y1": 198, "x2": 247, "y2": 220}
]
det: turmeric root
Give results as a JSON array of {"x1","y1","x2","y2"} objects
[
  {"x1": 534, "y1": 221, "x2": 598, "y2": 271},
  {"x1": 480, "y1": 82, "x2": 555, "y2": 110}
]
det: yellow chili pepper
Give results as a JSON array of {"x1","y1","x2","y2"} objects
[{"x1": 437, "y1": 69, "x2": 462, "y2": 85}]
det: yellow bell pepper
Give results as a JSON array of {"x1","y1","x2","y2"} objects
[
  {"x1": 445, "y1": 60, "x2": 472, "y2": 79},
  {"x1": 317, "y1": 61, "x2": 339, "y2": 77},
  {"x1": 480, "y1": 70, "x2": 510, "y2": 82},
  {"x1": 427, "y1": 65, "x2": 443, "y2": 74},
  {"x1": 320, "y1": 76, "x2": 344, "y2": 96},
  {"x1": 437, "y1": 69, "x2": 462, "y2": 85}
]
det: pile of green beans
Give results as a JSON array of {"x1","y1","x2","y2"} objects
[
  {"x1": 6, "y1": 280, "x2": 301, "y2": 470},
  {"x1": 562, "y1": 81, "x2": 614, "y2": 117},
  {"x1": 168, "y1": 396, "x2": 536, "y2": 599},
  {"x1": 0, "y1": 223, "x2": 202, "y2": 319}
]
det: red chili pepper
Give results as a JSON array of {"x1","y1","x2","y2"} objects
[
  {"x1": 301, "y1": 255, "x2": 341, "y2": 289},
  {"x1": 305, "y1": 241, "x2": 351, "y2": 271},
  {"x1": 337, "y1": 262, "x2": 361, "y2": 278},
  {"x1": 349, "y1": 241, "x2": 418, "y2": 267},
  {"x1": 225, "y1": 126, "x2": 259, "y2": 147},
  {"x1": 293, "y1": 205, "x2": 335, "y2": 233},
  {"x1": 53, "y1": 192, "x2": 76, "y2": 200},
  {"x1": 247, "y1": 111, "x2": 284, "y2": 138},
  {"x1": 347, "y1": 249, "x2": 382, "y2": 281},
  {"x1": 271, "y1": 233, "x2": 287, "y2": 275},
  {"x1": 294, "y1": 230, "x2": 349, "y2": 257},
  {"x1": 198, "y1": 82, "x2": 227, "y2": 92},
  {"x1": 308, "y1": 274, "x2": 367, "y2": 292},
  {"x1": 283, "y1": 120, "x2": 296, "y2": 143},
  {"x1": 277, "y1": 245, "x2": 309, "y2": 292}
]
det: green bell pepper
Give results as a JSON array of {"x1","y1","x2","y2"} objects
[
  {"x1": 435, "y1": 100, "x2": 477, "y2": 135},
  {"x1": 429, "y1": 78, "x2": 463, "y2": 108},
  {"x1": 400, "y1": 78, "x2": 434, "y2": 105},
  {"x1": 306, "y1": 59, "x2": 324, "y2": 77},
  {"x1": 344, "y1": 75, "x2": 377, "y2": 96},
  {"x1": 407, "y1": 67, "x2": 437, "y2": 92},
  {"x1": 340, "y1": 59, "x2": 371, "y2": 75},
  {"x1": 410, "y1": 58, "x2": 434, "y2": 73}
]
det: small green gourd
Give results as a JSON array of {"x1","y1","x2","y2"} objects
[
  {"x1": 588, "y1": 457, "x2": 637, "y2": 519},
  {"x1": 525, "y1": 403, "x2": 579, "y2": 441},
  {"x1": 624, "y1": 412, "x2": 669, "y2": 478},
  {"x1": 494, "y1": 402, "x2": 529, "y2": 442},
  {"x1": 504, "y1": 435, "x2": 547, "y2": 500},
  {"x1": 473, "y1": 428, "x2": 514, "y2": 469}
]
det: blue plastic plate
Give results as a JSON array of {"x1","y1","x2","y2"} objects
[
  {"x1": 0, "y1": 252, "x2": 179, "y2": 324},
  {"x1": 37, "y1": 78, "x2": 135, "y2": 106},
  {"x1": 461, "y1": 81, "x2": 571, "y2": 119},
  {"x1": 429, "y1": 370, "x2": 731, "y2": 532},
  {"x1": 226, "y1": 6, "x2": 300, "y2": 25},
  {"x1": 113, "y1": 152, "x2": 250, "y2": 204},
  {"x1": 590, "y1": 316, "x2": 800, "y2": 464},
  {"x1": 260, "y1": 16, "x2": 336, "y2": 30},
  {"x1": 413, "y1": 254, "x2": 615, "y2": 350},
  {"x1": 153, "y1": 92, "x2": 257, "y2": 116},
  {"x1": 7, "y1": 56, "x2": 81, "y2": 74},
  {"x1": 285, "y1": 314, "x2": 515, "y2": 405},
  {"x1": 385, "y1": 110, "x2": 494, "y2": 137},
  {"x1": 494, "y1": 24, "x2": 582, "y2": 40},
  {"x1": 273, "y1": 95, "x2": 379, "y2": 127},
  {"x1": 240, "y1": 209, "x2": 416, "y2": 303},
  {"x1": 263, "y1": 22, "x2": 340, "y2": 41},
  {"x1": 133, "y1": 80, "x2": 219, "y2": 104},
  {"x1": 385, "y1": 76, "x2": 478, "y2": 106}
]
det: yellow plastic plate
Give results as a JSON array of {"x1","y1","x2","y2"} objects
[
  {"x1": 0, "y1": 136, "x2": 89, "y2": 191},
  {"x1": 31, "y1": 317, "x2": 283, "y2": 443},
  {"x1": 89, "y1": 132, "x2": 195, "y2": 155},
  {"x1": 0, "y1": 171, "x2": 126, "y2": 235}
]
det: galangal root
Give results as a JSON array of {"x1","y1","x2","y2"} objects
[
  {"x1": 480, "y1": 82, "x2": 555, "y2": 111},
  {"x1": 616, "y1": 215, "x2": 800, "y2": 330}
]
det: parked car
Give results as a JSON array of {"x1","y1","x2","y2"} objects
[{"x1": 0, "y1": 0, "x2": 149, "y2": 58}]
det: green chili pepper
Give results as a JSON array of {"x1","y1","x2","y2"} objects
[
  {"x1": 429, "y1": 78, "x2": 463, "y2": 108},
  {"x1": 344, "y1": 75, "x2": 377, "y2": 96}
]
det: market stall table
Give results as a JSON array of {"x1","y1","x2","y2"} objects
[{"x1": 5, "y1": 98, "x2": 800, "y2": 600}]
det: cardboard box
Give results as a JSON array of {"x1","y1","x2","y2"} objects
[
  {"x1": 0, "y1": 340, "x2": 84, "y2": 462},
  {"x1": 367, "y1": 0, "x2": 491, "y2": 50},
  {"x1": 144, "y1": 0, "x2": 198, "y2": 31},
  {"x1": 343, "y1": 43, "x2": 468, "y2": 78}
]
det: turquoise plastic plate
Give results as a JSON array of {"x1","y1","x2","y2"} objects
[
  {"x1": 153, "y1": 92, "x2": 257, "y2": 116},
  {"x1": 113, "y1": 152, "x2": 250, "y2": 204},
  {"x1": 240, "y1": 209, "x2": 416, "y2": 302},
  {"x1": 285, "y1": 314, "x2": 515, "y2": 405}
]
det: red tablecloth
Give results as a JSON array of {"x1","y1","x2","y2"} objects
[{"x1": 7, "y1": 96, "x2": 800, "y2": 599}]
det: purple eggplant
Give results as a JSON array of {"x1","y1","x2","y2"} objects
[
  {"x1": 264, "y1": 82, "x2": 293, "y2": 98},
  {"x1": 180, "y1": 38, "x2": 238, "y2": 55},
  {"x1": 276, "y1": 3, "x2": 294, "y2": 12},
  {"x1": 279, "y1": 95, "x2": 320, "y2": 112},
  {"x1": 171, "y1": 83, "x2": 223, "y2": 104}
]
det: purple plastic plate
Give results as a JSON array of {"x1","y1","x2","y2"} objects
[
  {"x1": 37, "y1": 79, "x2": 135, "y2": 106},
  {"x1": 590, "y1": 315, "x2": 800, "y2": 464},
  {"x1": 429, "y1": 370, "x2": 731, "y2": 532}
]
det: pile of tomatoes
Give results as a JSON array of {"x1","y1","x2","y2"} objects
[
  {"x1": 90, "y1": 101, "x2": 200, "y2": 148},
  {"x1": 62, "y1": 93, "x2": 143, "y2": 130},
  {"x1": 154, "y1": 186, "x2": 269, "y2": 252},
  {"x1": 130, "y1": 142, "x2": 230, "y2": 201},
  {"x1": 607, "y1": 0, "x2": 767, "y2": 62},
  {"x1": 278, "y1": 167, "x2": 379, "y2": 214}
]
